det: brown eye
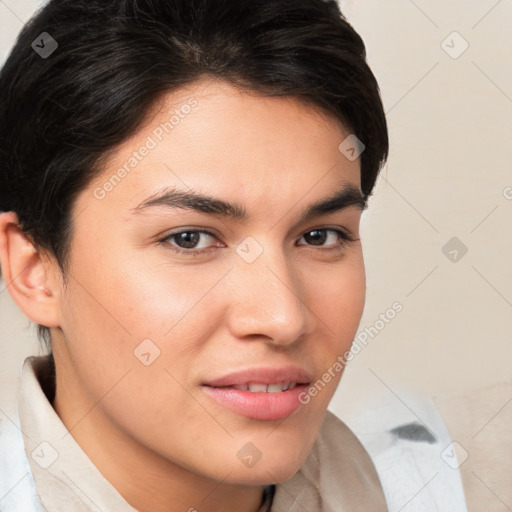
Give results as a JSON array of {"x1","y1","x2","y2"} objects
[
  {"x1": 172, "y1": 231, "x2": 202, "y2": 249},
  {"x1": 160, "y1": 229, "x2": 219, "y2": 255},
  {"x1": 302, "y1": 229, "x2": 328, "y2": 246},
  {"x1": 298, "y1": 228, "x2": 356, "y2": 249}
]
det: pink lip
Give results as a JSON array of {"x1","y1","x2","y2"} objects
[
  {"x1": 200, "y1": 365, "x2": 313, "y2": 421},
  {"x1": 201, "y1": 365, "x2": 313, "y2": 387},
  {"x1": 201, "y1": 384, "x2": 309, "y2": 421}
]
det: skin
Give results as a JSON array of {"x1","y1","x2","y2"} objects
[{"x1": 0, "y1": 77, "x2": 366, "y2": 512}]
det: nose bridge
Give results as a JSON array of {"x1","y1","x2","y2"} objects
[{"x1": 227, "y1": 239, "x2": 315, "y2": 344}]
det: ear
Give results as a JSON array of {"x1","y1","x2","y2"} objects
[{"x1": 0, "y1": 211, "x2": 61, "y2": 328}]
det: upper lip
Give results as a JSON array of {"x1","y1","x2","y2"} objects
[{"x1": 202, "y1": 365, "x2": 313, "y2": 387}]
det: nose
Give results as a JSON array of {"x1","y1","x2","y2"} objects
[{"x1": 226, "y1": 245, "x2": 317, "y2": 347}]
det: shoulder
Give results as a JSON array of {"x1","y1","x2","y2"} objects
[{"x1": 344, "y1": 390, "x2": 469, "y2": 512}]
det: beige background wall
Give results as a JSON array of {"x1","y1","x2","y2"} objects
[{"x1": 1, "y1": 0, "x2": 511, "y2": 420}]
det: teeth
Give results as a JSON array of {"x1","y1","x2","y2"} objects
[
  {"x1": 233, "y1": 382, "x2": 298, "y2": 393},
  {"x1": 248, "y1": 383, "x2": 268, "y2": 393}
]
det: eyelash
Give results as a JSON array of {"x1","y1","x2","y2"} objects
[{"x1": 158, "y1": 227, "x2": 358, "y2": 257}]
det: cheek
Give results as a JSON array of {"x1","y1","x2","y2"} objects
[
  {"x1": 57, "y1": 257, "x2": 216, "y2": 447},
  {"x1": 58, "y1": 246, "x2": 226, "y2": 389},
  {"x1": 307, "y1": 253, "x2": 365, "y2": 387},
  {"x1": 66, "y1": 242, "x2": 213, "y2": 336},
  {"x1": 106, "y1": 247, "x2": 230, "y2": 333},
  {"x1": 306, "y1": 253, "x2": 366, "y2": 344},
  {"x1": 336, "y1": 265, "x2": 366, "y2": 336}
]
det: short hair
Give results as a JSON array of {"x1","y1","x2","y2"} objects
[{"x1": 0, "y1": 0, "x2": 388, "y2": 348}]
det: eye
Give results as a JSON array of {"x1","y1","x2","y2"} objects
[
  {"x1": 297, "y1": 228, "x2": 357, "y2": 249},
  {"x1": 158, "y1": 227, "x2": 358, "y2": 257},
  {"x1": 159, "y1": 229, "x2": 220, "y2": 255}
]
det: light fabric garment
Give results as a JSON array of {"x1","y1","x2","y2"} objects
[
  {"x1": 344, "y1": 390, "x2": 470, "y2": 512},
  {"x1": 0, "y1": 356, "x2": 468, "y2": 511}
]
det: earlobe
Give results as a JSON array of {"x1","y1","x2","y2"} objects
[{"x1": 0, "y1": 211, "x2": 61, "y2": 328}]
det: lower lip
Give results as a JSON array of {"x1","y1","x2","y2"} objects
[{"x1": 201, "y1": 384, "x2": 309, "y2": 421}]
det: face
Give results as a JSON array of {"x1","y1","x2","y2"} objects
[{"x1": 50, "y1": 77, "x2": 366, "y2": 485}]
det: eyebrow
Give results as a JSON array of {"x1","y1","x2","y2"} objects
[{"x1": 130, "y1": 185, "x2": 367, "y2": 222}]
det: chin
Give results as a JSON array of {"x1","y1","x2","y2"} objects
[
  {"x1": 225, "y1": 460, "x2": 304, "y2": 486},
  {"x1": 224, "y1": 443, "x2": 312, "y2": 486}
]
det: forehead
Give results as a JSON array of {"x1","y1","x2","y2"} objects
[{"x1": 83, "y1": 78, "x2": 361, "y2": 218}]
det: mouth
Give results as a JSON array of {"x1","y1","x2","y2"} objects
[
  {"x1": 202, "y1": 365, "x2": 312, "y2": 388},
  {"x1": 200, "y1": 365, "x2": 313, "y2": 420},
  {"x1": 208, "y1": 381, "x2": 300, "y2": 393},
  {"x1": 201, "y1": 381, "x2": 311, "y2": 421}
]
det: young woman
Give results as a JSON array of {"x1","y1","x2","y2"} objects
[{"x1": 0, "y1": 1, "x2": 467, "y2": 510}]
